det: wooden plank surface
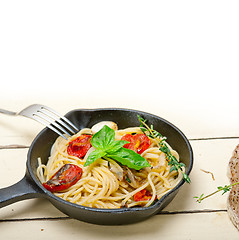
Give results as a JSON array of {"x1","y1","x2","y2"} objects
[{"x1": 0, "y1": 213, "x2": 238, "y2": 240}]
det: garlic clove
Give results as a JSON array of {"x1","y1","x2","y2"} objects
[{"x1": 91, "y1": 121, "x2": 118, "y2": 134}]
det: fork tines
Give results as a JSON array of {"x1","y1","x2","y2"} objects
[{"x1": 32, "y1": 106, "x2": 79, "y2": 140}]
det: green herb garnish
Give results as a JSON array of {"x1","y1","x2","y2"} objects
[
  {"x1": 84, "y1": 125, "x2": 151, "y2": 170},
  {"x1": 137, "y1": 115, "x2": 191, "y2": 183},
  {"x1": 194, "y1": 181, "x2": 239, "y2": 203}
]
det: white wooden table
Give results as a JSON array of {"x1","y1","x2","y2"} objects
[{"x1": 1, "y1": 1, "x2": 239, "y2": 239}]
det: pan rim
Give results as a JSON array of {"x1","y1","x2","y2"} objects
[{"x1": 27, "y1": 107, "x2": 193, "y2": 214}]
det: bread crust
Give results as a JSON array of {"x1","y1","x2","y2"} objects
[{"x1": 227, "y1": 144, "x2": 239, "y2": 230}]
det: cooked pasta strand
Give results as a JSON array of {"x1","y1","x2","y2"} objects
[{"x1": 36, "y1": 124, "x2": 184, "y2": 209}]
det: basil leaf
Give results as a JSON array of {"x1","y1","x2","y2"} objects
[
  {"x1": 106, "y1": 148, "x2": 151, "y2": 170},
  {"x1": 106, "y1": 140, "x2": 128, "y2": 153},
  {"x1": 91, "y1": 125, "x2": 115, "y2": 150},
  {"x1": 85, "y1": 124, "x2": 151, "y2": 170},
  {"x1": 84, "y1": 149, "x2": 106, "y2": 167}
]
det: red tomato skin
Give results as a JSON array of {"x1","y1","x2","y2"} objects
[
  {"x1": 134, "y1": 189, "x2": 152, "y2": 202},
  {"x1": 43, "y1": 164, "x2": 83, "y2": 192},
  {"x1": 121, "y1": 134, "x2": 151, "y2": 154},
  {"x1": 67, "y1": 134, "x2": 92, "y2": 158}
]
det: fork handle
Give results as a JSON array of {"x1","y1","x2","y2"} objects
[{"x1": 0, "y1": 108, "x2": 17, "y2": 116}]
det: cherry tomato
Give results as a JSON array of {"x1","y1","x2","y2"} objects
[
  {"x1": 67, "y1": 134, "x2": 92, "y2": 158},
  {"x1": 121, "y1": 134, "x2": 151, "y2": 154},
  {"x1": 134, "y1": 189, "x2": 152, "y2": 202},
  {"x1": 43, "y1": 164, "x2": 83, "y2": 192}
]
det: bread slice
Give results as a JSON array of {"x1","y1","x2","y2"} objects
[{"x1": 227, "y1": 144, "x2": 239, "y2": 230}]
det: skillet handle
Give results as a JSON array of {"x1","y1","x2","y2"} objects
[{"x1": 0, "y1": 173, "x2": 44, "y2": 208}]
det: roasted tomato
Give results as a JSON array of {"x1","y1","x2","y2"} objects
[
  {"x1": 67, "y1": 134, "x2": 92, "y2": 158},
  {"x1": 43, "y1": 164, "x2": 83, "y2": 192},
  {"x1": 134, "y1": 189, "x2": 152, "y2": 202},
  {"x1": 121, "y1": 134, "x2": 151, "y2": 154}
]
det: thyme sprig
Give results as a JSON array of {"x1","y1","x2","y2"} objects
[
  {"x1": 137, "y1": 115, "x2": 191, "y2": 183},
  {"x1": 194, "y1": 181, "x2": 239, "y2": 203}
]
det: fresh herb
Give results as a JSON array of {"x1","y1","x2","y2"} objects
[
  {"x1": 125, "y1": 175, "x2": 131, "y2": 183},
  {"x1": 84, "y1": 125, "x2": 151, "y2": 170},
  {"x1": 137, "y1": 115, "x2": 191, "y2": 183},
  {"x1": 194, "y1": 181, "x2": 239, "y2": 203}
]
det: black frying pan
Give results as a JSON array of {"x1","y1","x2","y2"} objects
[{"x1": 0, "y1": 108, "x2": 193, "y2": 225}]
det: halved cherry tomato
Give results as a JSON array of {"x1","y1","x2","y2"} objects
[
  {"x1": 121, "y1": 134, "x2": 151, "y2": 154},
  {"x1": 67, "y1": 134, "x2": 92, "y2": 158},
  {"x1": 43, "y1": 164, "x2": 83, "y2": 192},
  {"x1": 134, "y1": 189, "x2": 152, "y2": 202}
]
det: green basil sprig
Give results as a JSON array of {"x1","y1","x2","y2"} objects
[{"x1": 84, "y1": 125, "x2": 151, "y2": 170}]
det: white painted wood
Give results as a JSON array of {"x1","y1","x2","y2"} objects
[{"x1": 0, "y1": 212, "x2": 238, "y2": 240}]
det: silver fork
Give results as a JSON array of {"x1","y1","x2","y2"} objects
[{"x1": 0, "y1": 104, "x2": 79, "y2": 140}]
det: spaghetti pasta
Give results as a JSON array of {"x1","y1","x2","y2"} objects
[{"x1": 37, "y1": 121, "x2": 185, "y2": 209}]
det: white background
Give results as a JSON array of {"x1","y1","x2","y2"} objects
[{"x1": 0, "y1": 0, "x2": 239, "y2": 138}]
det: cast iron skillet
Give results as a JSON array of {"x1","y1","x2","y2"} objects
[{"x1": 0, "y1": 108, "x2": 193, "y2": 225}]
